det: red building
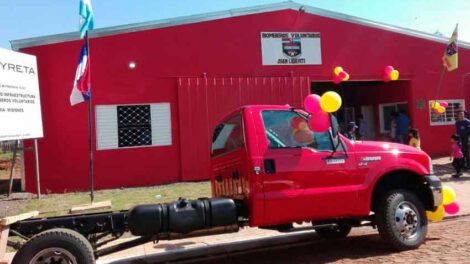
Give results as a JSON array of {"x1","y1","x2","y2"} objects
[{"x1": 11, "y1": 2, "x2": 470, "y2": 193}]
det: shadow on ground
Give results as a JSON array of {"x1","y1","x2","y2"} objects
[{"x1": 187, "y1": 234, "x2": 401, "y2": 264}]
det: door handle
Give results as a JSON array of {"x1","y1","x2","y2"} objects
[
  {"x1": 264, "y1": 159, "x2": 276, "y2": 174},
  {"x1": 216, "y1": 175, "x2": 222, "y2": 182},
  {"x1": 232, "y1": 170, "x2": 240, "y2": 180}
]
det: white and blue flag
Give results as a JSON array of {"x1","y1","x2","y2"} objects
[{"x1": 79, "y1": 0, "x2": 94, "y2": 38}]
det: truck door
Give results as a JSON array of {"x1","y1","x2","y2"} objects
[
  {"x1": 210, "y1": 113, "x2": 249, "y2": 200},
  {"x1": 259, "y1": 110, "x2": 358, "y2": 225}
]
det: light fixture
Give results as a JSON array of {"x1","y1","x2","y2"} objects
[{"x1": 128, "y1": 61, "x2": 136, "y2": 69}]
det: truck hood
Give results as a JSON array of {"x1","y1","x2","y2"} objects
[{"x1": 351, "y1": 140, "x2": 422, "y2": 154}]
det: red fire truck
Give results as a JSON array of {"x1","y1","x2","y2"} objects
[{"x1": 10, "y1": 105, "x2": 442, "y2": 264}]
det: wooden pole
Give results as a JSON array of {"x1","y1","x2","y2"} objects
[
  {"x1": 34, "y1": 139, "x2": 41, "y2": 199},
  {"x1": 7, "y1": 141, "x2": 18, "y2": 197}
]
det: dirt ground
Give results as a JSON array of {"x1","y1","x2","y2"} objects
[{"x1": 195, "y1": 216, "x2": 470, "y2": 264}]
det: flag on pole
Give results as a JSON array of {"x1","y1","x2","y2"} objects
[
  {"x1": 70, "y1": 41, "x2": 91, "y2": 106},
  {"x1": 442, "y1": 24, "x2": 458, "y2": 72},
  {"x1": 79, "y1": 0, "x2": 94, "y2": 38}
]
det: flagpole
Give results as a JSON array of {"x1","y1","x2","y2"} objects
[{"x1": 86, "y1": 30, "x2": 95, "y2": 203}]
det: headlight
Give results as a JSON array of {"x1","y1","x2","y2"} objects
[{"x1": 428, "y1": 155, "x2": 434, "y2": 174}]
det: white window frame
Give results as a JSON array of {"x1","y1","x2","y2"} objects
[
  {"x1": 96, "y1": 102, "x2": 172, "y2": 150},
  {"x1": 379, "y1": 101, "x2": 408, "y2": 134},
  {"x1": 429, "y1": 99, "x2": 465, "y2": 126}
]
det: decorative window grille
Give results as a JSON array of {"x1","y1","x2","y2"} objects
[
  {"x1": 117, "y1": 105, "x2": 152, "y2": 147},
  {"x1": 429, "y1": 99, "x2": 465, "y2": 126}
]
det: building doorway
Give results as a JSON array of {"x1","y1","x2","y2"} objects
[
  {"x1": 311, "y1": 80, "x2": 411, "y2": 141},
  {"x1": 361, "y1": 105, "x2": 375, "y2": 140}
]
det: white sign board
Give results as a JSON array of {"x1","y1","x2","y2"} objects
[
  {"x1": 0, "y1": 48, "x2": 43, "y2": 141},
  {"x1": 261, "y1": 32, "x2": 322, "y2": 65}
]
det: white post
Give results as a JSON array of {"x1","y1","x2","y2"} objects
[{"x1": 34, "y1": 139, "x2": 41, "y2": 199}]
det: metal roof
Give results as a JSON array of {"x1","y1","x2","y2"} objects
[{"x1": 10, "y1": 1, "x2": 470, "y2": 50}]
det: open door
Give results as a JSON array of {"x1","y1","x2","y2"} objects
[{"x1": 361, "y1": 105, "x2": 375, "y2": 140}]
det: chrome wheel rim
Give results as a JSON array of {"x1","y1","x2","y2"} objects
[
  {"x1": 394, "y1": 201, "x2": 420, "y2": 240},
  {"x1": 30, "y1": 247, "x2": 77, "y2": 264}
]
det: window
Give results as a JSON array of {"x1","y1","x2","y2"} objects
[
  {"x1": 261, "y1": 110, "x2": 334, "y2": 151},
  {"x1": 429, "y1": 99, "x2": 465, "y2": 126},
  {"x1": 117, "y1": 105, "x2": 152, "y2": 147},
  {"x1": 96, "y1": 103, "x2": 171, "y2": 150},
  {"x1": 379, "y1": 102, "x2": 408, "y2": 133},
  {"x1": 211, "y1": 114, "x2": 244, "y2": 157}
]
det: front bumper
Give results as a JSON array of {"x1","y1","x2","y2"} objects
[{"x1": 424, "y1": 175, "x2": 443, "y2": 209}]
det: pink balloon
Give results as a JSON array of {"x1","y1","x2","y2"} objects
[
  {"x1": 338, "y1": 71, "x2": 347, "y2": 79},
  {"x1": 304, "y1": 94, "x2": 322, "y2": 114},
  {"x1": 384, "y1": 66, "x2": 394, "y2": 74},
  {"x1": 444, "y1": 201, "x2": 460, "y2": 215},
  {"x1": 333, "y1": 75, "x2": 342, "y2": 84},
  {"x1": 383, "y1": 73, "x2": 391, "y2": 82},
  {"x1": 308, "y1": 111, "x2": 330, "y2": 132},
  {"x1": 440, "y1": 102, "x2": 449, "y2": 108}
]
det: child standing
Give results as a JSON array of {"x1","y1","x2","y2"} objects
[
  {"x1": 346, "y1": 121, "x2": 358, "y2": 141},
  {"x1": 408, "y1": 128, "x2": 421, "y2": 150},
  {"x1": 451, "y1": 134, "x2": 464, "y2": 178}
]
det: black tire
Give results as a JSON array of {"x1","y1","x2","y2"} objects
[
  {"x1": 314, "y1": 224, "x2": 352, "y2": 239},
  {"x1": 12, "y1": 228, "x2": 95, "y2": 264},
  {"x1": 376, "y1": 189, "x2": 428, "y2": 251}
]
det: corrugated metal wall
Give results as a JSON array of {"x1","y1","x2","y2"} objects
[{"x1": 177, "y1": 76, "x2": 310, "y2": 181}]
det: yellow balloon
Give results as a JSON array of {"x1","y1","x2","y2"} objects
[
  {"x1": 442, "y1": 185, "x2": 456, "y2": 205},
  {"x1": 437, "y1": 106, "x2": 446, "y2": 114},
  {"x1": 334, "y1": 66, "x2": 343, "y2": 76},
  {"x1": 432, "y1": 101, "x2": 441, "y2": 109},
  {"x1": 343, "y1": 73, "x2": 350, "y2": 81},
  {"x1": 426, "y1": 205, "x2": 445, "y2": 222},
  {"x1": 390, "y1": 70, "x2": 399, "y2": 80},
  {"x1": 320, "y1": 91, "x2": 342, "y2": 113}
]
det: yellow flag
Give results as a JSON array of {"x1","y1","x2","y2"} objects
[{"x1": 442, "y1": 24, "x2": 458, "y2": 71}]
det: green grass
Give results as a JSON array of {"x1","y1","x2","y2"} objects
[
  {"x1": 0, "y1": 152, "x2": 13, "y2": 159},
  {"x1": 15, "y1": 181, "x2": 211, "y2": 217}
]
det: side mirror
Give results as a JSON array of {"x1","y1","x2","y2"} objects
[{"x1": 330, "y1": 114, "x2": 339, "y2": 137}]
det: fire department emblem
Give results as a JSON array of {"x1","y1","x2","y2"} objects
[{"x1": 282, "y1": 36, "x2": 302, "y2": 57}]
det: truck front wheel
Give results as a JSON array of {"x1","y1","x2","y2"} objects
[
  {"x1": 376, "y1": 190, "x2": 427, "y2": 250},
  {"x1": 12, "y1": 228, "x2": 95, "y2": 264}
]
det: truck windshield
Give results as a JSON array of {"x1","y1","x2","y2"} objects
[{"x1": 261, "y1": 110, "x2": 333, "y2": 151}]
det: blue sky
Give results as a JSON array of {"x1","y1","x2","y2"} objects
[{"x1": 0, "y1": 0, "x2": 468, "y2": 49}]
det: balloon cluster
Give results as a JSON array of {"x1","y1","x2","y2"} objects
[
  {"x1": 383, "y1": 66, "x2": 400, "y2": 82},
  {"x1": 303, "y1": 92, "x2": 342, "y2": 133},
  {"x1": 431, "y1": 101, "x2": 448, "y2": 115},
  {"x1": 333, "y1": 66, "x2": 350, "y2": 84},
  {"x1": 426, "y1": 185, "x2": 459, "y2": 222},
  {"x1": 290, "y1": 117, "x2": 314, "y2": 144}
]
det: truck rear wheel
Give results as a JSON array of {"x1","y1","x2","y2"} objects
[
  {"x1": 376, "y1": 190, "x2": 427, "y2": 250},
  {"x1": 314, "y1": 224, "x2": 352, "y2": 239},
  {"x1": 12, "y1": 228, "x2": 95, "y2": 264}
]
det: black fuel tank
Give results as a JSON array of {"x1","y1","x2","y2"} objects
[{"x1": 127, "y1": 197, "x2": 237, "y2": 236}]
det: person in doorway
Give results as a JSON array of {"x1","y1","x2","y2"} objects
[
  {"x1": 408, "y1": 128, "x2": 421, "y2": 150},
  {"x1": 357, "y1": 114, "x2": 368, "y2": 140},
  {"x1": 450, "y1": 134, "x2": 464, "y2": 178},
  {"x1": 455, "y1": 110, "x2": 470, "y2": 168},
  {"x1": 346, "y1": 121, "x2": 358, "y2": 141},
  {"x1": 390, "y1": 112, "x2": 398, "y2": 142},
  {"x1": 395, "y1": 110, "x2": 411, "y2": 144}
]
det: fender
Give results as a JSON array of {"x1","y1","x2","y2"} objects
[{"x1": 355, "y1": 153, "x2": 430, "y2": 215}]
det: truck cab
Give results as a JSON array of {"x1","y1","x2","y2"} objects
[{"x1": 210, "y1": 104, "x2": 442, "y2": 250}]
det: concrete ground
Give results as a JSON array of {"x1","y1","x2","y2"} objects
[{"x1": 4, "y1": 157, "x2": 470, "y2": 263}]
